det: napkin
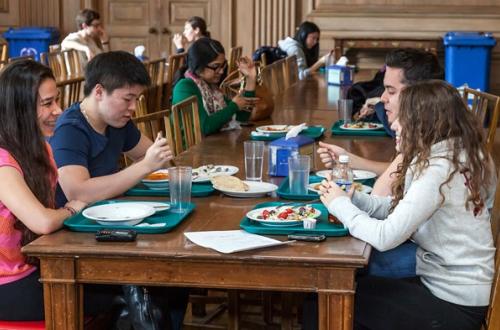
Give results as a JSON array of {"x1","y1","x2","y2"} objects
[
  {"x1": 336, "y1": 56, "x2": 348, "y2": 66},
  {"x1": 285, "y1": 123, "x2": 307, "y2": 140}
]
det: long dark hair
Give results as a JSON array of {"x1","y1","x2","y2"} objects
[
  {"x1": 187, "y1": 16, "x2": 210, "y2": 38},
  {"x1": 294, "y1": 21, "x2": 320, "y2": 67},
  {"x1": 0, "y1": 60, "x2": 57, "y2": 249},
  {"x1": 391, "y1": 80, "x2": 492, "y2": 215},
  {"x1": 173, "y1": 38, "x2": 225, "y2": 86}
]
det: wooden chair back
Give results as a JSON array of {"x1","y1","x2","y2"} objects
[
  {"x1": 484, "y1": 170, "x2": 500, "y2": 330},
  {"x1": 41, "y1": 50, "x2": 67, "y2": 78},
  {"x1": 0, "y1": 42, "x2": 7, "y2": 62},
  {"x1": 56, "y1": 76, "x2": 84, "y2": 110},
  {"x1": 132, "y1": 109, "x2": 175, "y2": 155},
  {"x1": 171, "y1": 96, "x2": 202, "y2": 155},
  {"x1": 135, "y1": 94, "x2": 148, "y2": 118},
  {"x1": 63, "y1": 49, "x2": 83, "y2": 76},
  {"x1": 228, "y1": 46, "x2": 243, "y2": 74},
  {"x1": 284, "y1": 55, "x2": 299, "y2": 89},
  {"x1": 260, "y1": 58, "x2": 286, "y2": 96},
  {"x1": 143, "y1": 58, "x2": 166, "y2": 113},
  {"x1": 462, "y1": 88, "x2": 500, "y2": 154},
  {"x1": 165, "y1": 52, "x2": 187, "y2": 108}
]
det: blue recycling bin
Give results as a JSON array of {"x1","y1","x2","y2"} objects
[
  {"x1": 443, "y1": 32, "x2": 496, "y2": 92},
  {"x1": 3, "y1": 27, "x2": 59, "y2": 61}
]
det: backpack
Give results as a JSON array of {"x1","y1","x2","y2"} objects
[
  {"x1": 252, "y1": 46, "x2": 287, "y2": 65},
  {"x1": 347, "y1": 68, "x2": 385, "y2": 115}
]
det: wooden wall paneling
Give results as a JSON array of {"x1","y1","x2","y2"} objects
[
  {"x1": 301, "y1": 0, "x2": 500, "y2": 94},
  {"x1": 19, "y1": 0, "x2": 60, "y2": 27},
  {"x1": 0, "y1": 0, "x2": 19, "y2": 35}
]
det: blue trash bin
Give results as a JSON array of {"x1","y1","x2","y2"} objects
[
  {"x1": 443, "y1": 32, "x2": 497, "y2": 92},
  {"x1": 3, "y1": 27, "x2": 59, "y2": 61}
]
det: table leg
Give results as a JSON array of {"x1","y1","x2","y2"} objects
[
  {"x1": 318, "y1": 291, "x2": 354, "y2": 330},
  {"x1": 40, "y1": 258, "x2": 82, "y2": 330}
]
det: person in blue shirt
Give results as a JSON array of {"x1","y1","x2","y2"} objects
[
  {"x1": 49, "y1": 51, "x2": 173, "y2": 207},
  {"x1": 49, "y1": 51, "x2": 187, "y2": 330}
]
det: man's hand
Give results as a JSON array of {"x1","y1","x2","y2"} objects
[{"x1": 143, "y1": 132, "x2": 173, "y2": 171}]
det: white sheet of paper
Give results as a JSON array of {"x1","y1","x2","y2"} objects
[{"x1": 184, "y1": 230, "x2": 294, "y2": 254}]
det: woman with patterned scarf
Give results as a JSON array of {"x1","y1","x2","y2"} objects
[{"x1": 172, "y1": 38, "x2": 258, "y2": 135}]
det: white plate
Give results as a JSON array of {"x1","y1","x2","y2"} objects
[
  {"x1": 256, "y1": 125, "x2": 291, "y2": 134},
  {"x1": 132, "y1": 202, "x2": 170, "y2": 212},
  {"x1": 213, "y1": 181, "x2": 278, "y2": 198},
  {"x1": 192, "y1": 165, "x2": 239, "y2": 183},
  {"x1": 307, "y1": 182, "x2": 372, "y2": 194},
  {"x1": 339, "y1": 122, "x2": 384, "y2": 131},
  {"x1": 141, "y1": 169, "x2": 169, "y2": 190},
  {"x1": 83, "y1": 203, "x2": 156, "y2": 226},
  {"x1": 316, "y1": 169, "x2": 377, "y2": 181},
  {"x1": 246, "y1": 206, "x2": 321, "y2": 227}
]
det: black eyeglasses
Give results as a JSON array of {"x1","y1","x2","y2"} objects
[{"x1": 206, "y1": 60, "x2": 227, "y2": 72}]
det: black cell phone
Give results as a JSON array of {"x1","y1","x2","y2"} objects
[
  {"x1": 95, "y1": 229, "x2": 137, "y2": 242},
  {"x1": 287, "y1": 234, "x2": 326, "y2": 242}
]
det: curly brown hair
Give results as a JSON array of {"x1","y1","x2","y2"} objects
[{"x1": 391, "y1": 80, "x2": 492, "y2": 215}]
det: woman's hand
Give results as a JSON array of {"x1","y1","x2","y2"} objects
[
  {"x1": 357, "y1": 97, "x2": 381, "y2": 120},
  {"x1": 232, "y1": 94, "x2": 257, "y2": 111},
  {"x1": 318, "y1": 178, "x2": 353, "y2": 207},
  {"x1": 143, "y1": 132, "x2": 173, "y2": 171},
  {"x1": 173, "y1": 33, "x2": 186, "y2": 49},
  {"x1": 320, "y1": 50, "x2": 334, "y2": 65},
  {"x1": 65, "y1": 200, "x2": 87, "y2": 213},
  {"x1": 317, "y1": 141, "x2": 346, "y2": 168},
  {"x1": 237, "y1": 56, "x2": 257, "y2": 79}
]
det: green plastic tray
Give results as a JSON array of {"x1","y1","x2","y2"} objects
[
  {"x1": 250, "y1": 125, "x2": 325, "y2": 141},
  {"x1": 125, "y1": 182, "x2": 214, "y2": 197},
  {"x1": 64, "y1": 199, "x2": 195, "y2": 234},
  {"x1": 240, "y1": 202, "x2": 348, "y2": 237},
  {"x1": 276, "y1": 175, "x2": 323, "y2": 200},
  {"x1": 331, "y1": 120, "x2": 388, "y2": 137}
]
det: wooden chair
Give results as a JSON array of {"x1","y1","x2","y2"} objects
[
  {"x1": 0, "y1": 42, "x2": 7, "y2": 62},
  {"x1": 135, "y1": 94, "x2": 148, "y2": 118},
  {"x1": 144, "y1": 58, "x2": 166, "y2": 113},
  {"x1": 284, "y1": 55, "x2": 299, "y2": 89},
  {"x1": 260, "y1": 58, "x2": 286, "y2": 96},
  {"x1": 228, "y1": 46, "x2": 243, "y2": 74},
  {"x1": 40, "y1": 50, "x2": 66, "y2": 78},
  {"x1": 462, "y1": 88, "x2": 500, "y2": 154},
  {"x1": 165, "y1": 52, "x2": 187, "y2": 108},
  {"x1": 63, "y1": 49, "x2": 84, "y2": 76},
  {"x1": 0, "y1": 60, "x2": 6, "y2": 71},
  {"x1": 132, "y1": 109, "x2": 175, "y2": 155},
  {"x1": 171, "y1": 96, "x2": 202, "y2": 155},
  {"x1": 57, "y1": 75, "x2": 84, "y2": 110},
  {"x1": 483, "y1": 170, "x2": 500, "y2": 330},
  {"x1": 8, "y1": 54, "x2": 34, "y2": 62}
]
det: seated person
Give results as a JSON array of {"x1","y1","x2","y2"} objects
[
  {"x1": 319, "y1": 80, "x2": 496, "y2": 330},
  {"x1": 0, "y1": 60, "x2": 124, "y2": 321},
  {"x1": 49, "y1": 51, "x2": 187, "y2": 329},
  {"x1": 318, "y1": 48, "x2": 443, "y2": 197},
  {"x1": 172, "y1": 38, "x2": 257, "y2": 135},
  {"x1": 61, "y1": 8, "x2": 110, "y2": 64},
  {"x1": 173, "y1": 16, "x2": 210, "y2": 54},
  {"x1": 277, "y1": 21, "x2": 332, "y2": 80}
]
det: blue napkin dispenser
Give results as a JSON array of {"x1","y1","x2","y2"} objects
[
  {"x1": 327, "y1": 65, "x2": 354, "y2": 85},
  {"x1": 268, "y1": 136, "x2": 315, "y2": 177}
]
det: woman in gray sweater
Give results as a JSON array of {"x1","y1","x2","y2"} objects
[{"x1": 320, "y1": 80, "x2": 496, "y2": 330}]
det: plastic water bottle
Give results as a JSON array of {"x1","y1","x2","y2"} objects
[{"x1": 332, "y1": 154, "x2": 353, "y2": 191}]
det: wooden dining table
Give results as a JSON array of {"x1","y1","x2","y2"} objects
[{"x1": 23, "y1": 75, "x2": 395, "y2": 330}]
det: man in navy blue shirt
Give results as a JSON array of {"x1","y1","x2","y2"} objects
[{"x1": 50, "y1": 51, "x2": 173, "y2": 207}]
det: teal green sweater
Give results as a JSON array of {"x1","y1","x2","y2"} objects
[{"x1": 172, "y1": 78, "x2": 254, "y2": 135}]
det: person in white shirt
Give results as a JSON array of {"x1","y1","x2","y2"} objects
[
  {"x1": 319, "y1": 80, "x2": 496, "y2": 330},
  {"x1": 61, "y1": 8, "x2": 110, "y2": 64}
]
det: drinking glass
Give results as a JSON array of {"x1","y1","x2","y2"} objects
[
  {"x1": 288, "y1": 155, "x2": 310, "y2": 195},
  {"x1": 244, "y1": 141, "x2": 265, "y2": 181},
  {"x1": 338, "y1": 99, "x2": 353, "y2": 124},
  {"x1": 168, "y1": 166, "x2": 192, "y2": 213}
]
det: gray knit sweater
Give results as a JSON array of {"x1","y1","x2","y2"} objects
[{"x1": 328, "y1": 140, "x2": 496, "y2": 306}]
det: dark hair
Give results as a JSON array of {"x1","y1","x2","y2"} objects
[
  {"x1": 294, "y1": 21, "x2": 320, "y2": 67},
  {"x1": 174, "y1": 38, "x2": 225, "y2": 85},
  {"x1": 187, "y1": 16, "x2": 210, "y2": 38},
  {"x1": 76, "y1": 8, "x2": 100, "y2": 30},
  {"x1": 385, "y1": 48, "x2": 443, "y2": 85},
  {"x1": 0, "y1": 60, "x2": 57, "y2": 250},
  {"x1": 392, "y1": 80, "x2": 491, "y2": 215},
  {"x1": 83, "y1": 51, "x2": 151, "y2": 96}
]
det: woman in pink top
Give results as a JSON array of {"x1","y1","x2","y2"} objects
[{"x1": 0, "y1": 60, "x2": 120, "y2": 321}]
